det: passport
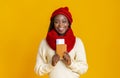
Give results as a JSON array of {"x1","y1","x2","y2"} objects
[{"x1": 56, "y1": 39, "x2": 67, "y2": 59}]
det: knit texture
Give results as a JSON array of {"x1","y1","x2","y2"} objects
[
  {"x1": 50, "y1": 7, "x2": 73, "y2": 24},
  {"x1": 46, "y1": 28, "x2": 75, "y2": 52}
]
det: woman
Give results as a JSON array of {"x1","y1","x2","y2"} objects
[{"x1": 34, "y1": 7, "x2": 88, "y2": 78}]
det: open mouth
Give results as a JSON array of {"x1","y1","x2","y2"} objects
[{"x1": 58, "y1": 28, "x2": 64, "y2": 31}]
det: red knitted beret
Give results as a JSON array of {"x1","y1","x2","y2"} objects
[{"x1": 50, "y1": 7, "x2": 73, "y2": 24}]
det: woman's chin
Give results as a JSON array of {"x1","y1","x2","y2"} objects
[{"x1": 58, "y1": 32, "x2": 65, "y2": 35}]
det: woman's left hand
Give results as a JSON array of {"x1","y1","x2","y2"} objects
[{"x1": 62, "y1": 52, "x2": 71, "y2": 66}]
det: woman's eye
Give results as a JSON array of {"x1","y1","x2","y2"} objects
[
  {"x1": 63, "y1": 21, "x2": 67, "y2": 23},
  {"x1": 54, "y1": 21, "x2": 58, "y2": 24}
]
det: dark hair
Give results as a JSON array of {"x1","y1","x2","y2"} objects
[
  {"x1": 48, "y1": 17, "x2": 71, "y2": 32},
  {"x1": 48, "y1": 18, "x2": 54, "y2": 32}
]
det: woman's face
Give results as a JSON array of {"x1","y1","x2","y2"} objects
[{"x1": 54, "y1": 14, "x2": 69, "y2": 35}]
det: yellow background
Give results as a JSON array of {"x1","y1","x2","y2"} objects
[{"x1": 0, "y1": 0, "x2": 120, "y2": 78}]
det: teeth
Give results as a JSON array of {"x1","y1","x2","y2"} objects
[{"x1": 59, "y1": 28, "x2": 64, "y2": 31}]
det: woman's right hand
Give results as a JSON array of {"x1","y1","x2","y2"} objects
[{"x1": 52, "y1": 54, "x2": 60, "y2": 66}]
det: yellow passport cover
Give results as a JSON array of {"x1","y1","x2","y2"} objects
[{"x1": 56, "y1": 44, "x2": 67, "y2": 59}]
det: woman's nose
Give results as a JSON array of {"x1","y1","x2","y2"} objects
[{"x1": 59, "y1": 22, "x2": 63, "y2": 27}]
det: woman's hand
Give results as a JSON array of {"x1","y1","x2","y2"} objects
[
  {"x1": 62, "y1": 52, "x2": 71, "y2": 66},
  {"x1": 52, "y1": 54, "x2": 60, "y2": 66}
]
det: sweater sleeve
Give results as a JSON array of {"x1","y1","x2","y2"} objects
[
  {"x1": 34, "y1": 40, "x2": 54, "y2": 76},
  {"x1": 68, "y1": 38, "x2": 88, "y2": 75}
]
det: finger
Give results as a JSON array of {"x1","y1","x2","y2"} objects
[
  {"x1": 63, "y1": 54, "x2": 65, "y2": 60},
  {"x1": 62, "y1": 59, "x2": 67, "y2": 64}
]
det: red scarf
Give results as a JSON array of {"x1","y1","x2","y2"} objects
[{"x1": 46, "y1": 28, "x2": 76, "y2": 52}]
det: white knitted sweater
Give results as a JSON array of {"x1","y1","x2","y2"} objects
[{"x1": 34, "y1": 37, "x2": 88, "y2": 78}]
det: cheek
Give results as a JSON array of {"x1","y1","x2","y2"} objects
[
  {"x1": 65, "y1": 23, "x2": 69, "y2": 28},
  {"x1": 54, "y1": 24, "x2": 58, "y2": 28}
]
